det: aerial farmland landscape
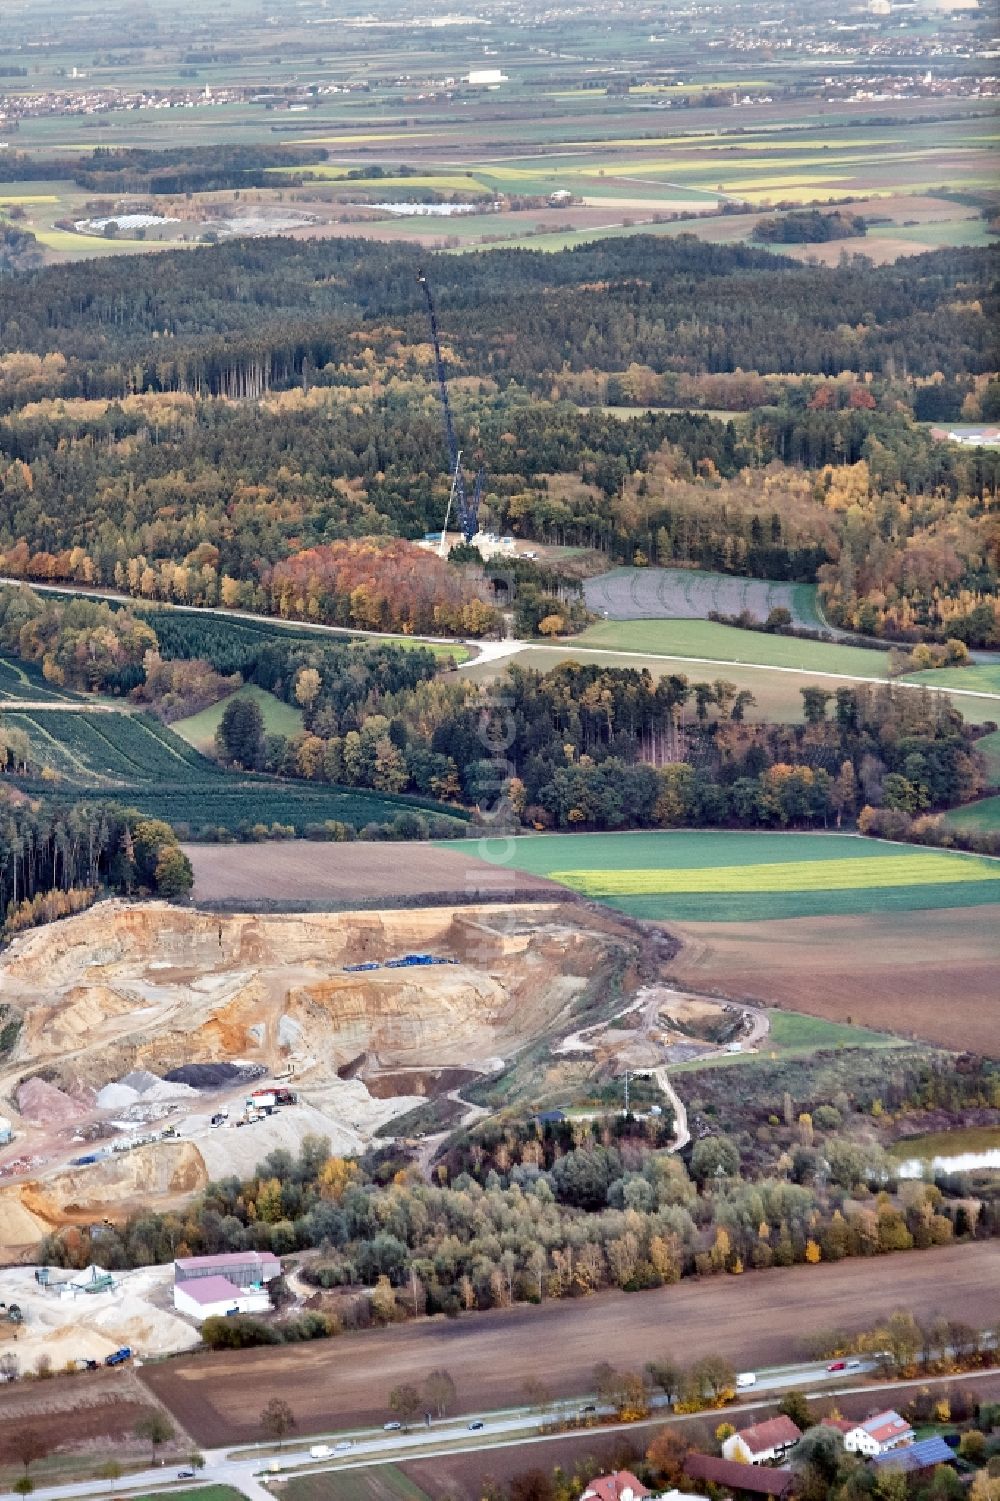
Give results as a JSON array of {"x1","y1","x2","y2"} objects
[{"x1": 0, "y1": 0, "x2": 997, "y2": 1497}]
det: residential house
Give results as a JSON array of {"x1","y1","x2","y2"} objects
[
  {"x1": 683, "y1": 1455, "x2": 795, "y2": 1497},
  {"x1": 723, "y1": 1415, "x2": 802, "y2": 1464},
  {"x1": 843, "y1": 1410, "x2": 914, "y2": 1456},
  {"x1": 580, "y1": 1474, "x2": 649, "y2": 1501}
]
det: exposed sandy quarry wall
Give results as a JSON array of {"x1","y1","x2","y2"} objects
[
  {"x1": 20, "y1": 1141, "x2": 207, "y2": 1221},
  {"x1": 0, "y1": 1142, "x2": 208, "y2": 1260},
  {"x1": 0, "y1": 900, "x2": 580, "y2": 1089},
  {"x1": 0, "y1": 900, "x2": 549, "y2": 988},
  {"x1": 0, "y1": 898, "x2": 617, "y2": 1262}
]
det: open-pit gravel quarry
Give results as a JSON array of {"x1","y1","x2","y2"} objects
[
  {"x1": 0, "y1": 891, "x2": 770, "y2": 1379},
  {"x1": 0, "y1": 897, "x2": 687, "y2": 1265}
]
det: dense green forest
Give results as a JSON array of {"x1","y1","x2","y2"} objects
[
  {"x1": 0, "y1": 794, "x2": 193, "y2": 935},
  {"x1": 0, "y1": 236, "x2": 996, "y2": 644},
  {"x1": 0, "y1": 587, "x2": 991, "y2": 839},
  {"x1": 1, "y1": 237, "x2": 994, "y2": 380}
]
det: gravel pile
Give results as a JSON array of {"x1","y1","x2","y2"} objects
[
  {"x1": 163, "y1": 1061, "x2": 265, "y2": 1090},
  {"x1": 96, "y1": 1072, "x2": 198, "y2": 1109},
  {"x1": 16, "y1": 1076, "x2": 86, "y2": 1126},
  {"x1": 119, "y1": 1069, "x2": 161, "y2": 1094},
  {"x1": 96, "y1": 1081, "x2": 139, "y2": 1110}
]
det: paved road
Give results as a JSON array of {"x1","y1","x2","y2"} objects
[
  {"x1": 9, "y1": 1360, "x2": 1000, "y2": 1501},
  {"x1": 141, "y1": 1242, "x2": 1000, "y2": 1444}
]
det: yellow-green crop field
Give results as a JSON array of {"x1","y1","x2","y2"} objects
[
  {"x1": 485, "y1": 830, "x2": 1000, "y2": 922},
  {"x1": 551, "y1": 853, "x2": 1000, "y2": 896}
]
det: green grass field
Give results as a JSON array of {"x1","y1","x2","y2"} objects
[
  {"x1": 670, "y1": 1009, "x2": 903, "y2": 1070},
  {"x1": 974, "y1": 728, "x2": 1000, "y2": 784},
  {"x1": 764, "y1": 1010, "x2": 900, "y2": 1052},
  {"x1": 131, "y1": 1490, "x2": 244, "y2": 1501},
  {"x1": 485, "y1": 829, "x2": 1000, "y2": 920},
  {"x1": 284, "y1": 1469, "x2": 430, "y2": 1501},
  {"x1": 172, "y1": 684, "x2": 304, "y2": 752},
  {"x1": 943, "y1": 795, "x2": 1000, "y2": 833},
  {"x1": 572, "y1": 617, "x2": 890, "y2": 675},
  {"x1": 905, "y1": 663, "x2": 1000, "y2": 696},
  {"x1": 461, "y1": 644, "x2": 1000, "y2": 724}
]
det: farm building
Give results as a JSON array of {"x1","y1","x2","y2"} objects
[
  {"x1": 173, "y1": 1274, "x2": 271, "y2": 1322},
  {"x1": 844, "y1": 1410, "x2": 914, "y2": 1457},
  {"x1": 870, "y1": 1435, "x2": 956, "y2": 1475},
  {"x1": 173, "y1": 1250, "x2": 280, "y2": 1289},
  {"x1": 578, "y1": 1475, "x2": 707, "y2": 1501},
  {"x1": 683, "y1": 1455, "x2": 795, "y2": 1497},
  {"x1": 723, "y1": 1415, "x2": 802, "y2": 1464}
]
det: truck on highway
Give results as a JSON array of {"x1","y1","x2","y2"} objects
[
  {"x1": 309, "y1": 1445, "x2": 333, "y2": 1459},
  {"x1": 736, "y1": 1371, "x2": 757, "y2": 1389}
]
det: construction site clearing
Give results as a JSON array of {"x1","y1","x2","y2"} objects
[{"x1": 0, "y1": 898, "x2": 765, "y2": 1299}]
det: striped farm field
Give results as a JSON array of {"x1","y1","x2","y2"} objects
[
  {"x1": 549, "y1": 852, "x2": 1000, "y2": 895},
  {"x1": 493, "y1": 831, "x2": 1000, "y2": 921}
]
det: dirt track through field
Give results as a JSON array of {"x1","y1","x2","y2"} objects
[
  {"x1": 667, "y1": 906, "x2": 1000, "y2": 1055},
  {"x1": 141, "y1": 1243, "x2": 1000, "y2": 1443}
]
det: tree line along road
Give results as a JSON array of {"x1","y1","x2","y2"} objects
[
  {"x1": 6, "y1": 576, "x2": 1000, "y2": 706},
  {"x1": 140, "y1": 1241, "x2": 1000, "y2": 1445}
]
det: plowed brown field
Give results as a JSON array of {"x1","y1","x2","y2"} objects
[
  {"x1": 666, "y1": 905, "x2": 1000, "y2": 1055},
  {"x1": 141, "y1": 1243, "x2": 1000, "y2": 1444},
  {"x1": 183, "y1": 840, "x2": 562, "y2": 906},
  {"x1": 0, "y1": 1369, "x2": 186, "y2": 1478}
]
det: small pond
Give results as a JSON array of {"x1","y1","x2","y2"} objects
[{"x1": 891, "y1": 1125, "x2": 1000, "y2": 1179}]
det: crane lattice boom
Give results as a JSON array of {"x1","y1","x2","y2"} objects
[{"x1": 417, "y1": 270, "x2": 485, "y2": 545}]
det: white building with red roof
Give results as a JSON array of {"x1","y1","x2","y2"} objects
[
  {"x1": 580, "y1": 1474, "x2": 650, "y2": 1501},
  {"x1": 723, "y1": 1414, "x2": 802, "y2": 1464},
  {"x1": 173, "y1": 1273, "x2": 272, "y2": 1322},
  {"x1": 172, "y1": 1250, "x2": 281, "y2": 1321},
  {"x1": 844, "y1": 1410, "x2": 914, "y2": 1457}
]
